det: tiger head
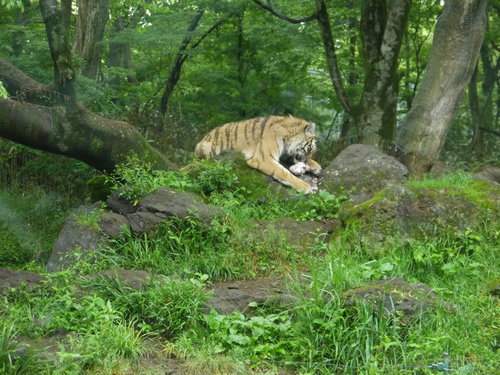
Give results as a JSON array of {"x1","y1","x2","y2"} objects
[{"x1": 283, "y1": 122, "x2": 317, "y2": 164}]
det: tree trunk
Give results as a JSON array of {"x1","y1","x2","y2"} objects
[
  {"x1": 468, "y1": 64, "x2": 484, "y2": 159},
  {"x1": 159, "y1": 9, "x2": 205, "y2": 115},
  {"x1": 73, "y1": 0, "x2": 110, "y2": 80},
  {"x1": 108, "y1": 17, "x2": 139, "y2": 86},
  {"x1": 0, "y1": 97, "x2": 171, "y2": 173},
  {"x1": 314, "y1": 0, "x2": 353, "y2": 116},
  {"x1": 40, "y1": 0, "x2": 77, "y2": 108},
  {"x1": 255, "y1": 0, "x2": 410, "y2": 152},
  {"x1": 394, "y1": 0, "x2": 487, "y2": 175},
  {"x1": 1, "y1": 0, "x2": 173, "y2": 176},
  {"x1": 11, "y1": 0, "x2": 31, "y2": 57},
  {"x1": 354, "y1": 0, "x2": 411, "y2": 151}
]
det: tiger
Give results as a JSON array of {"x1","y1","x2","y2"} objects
[{"x1": 195, "y1": 115, "x2": 322, "y2": 193}]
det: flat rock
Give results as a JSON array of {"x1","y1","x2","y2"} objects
[{"x1": 0, "y1": 268, "x2": 45, "y2": 294}]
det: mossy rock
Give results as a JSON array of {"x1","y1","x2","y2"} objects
[
  {"x1": 343, "y1": 277, "x2": 450, "y2": 323},
  {"x1": 87, "y1": 174, "x2": 112, "y2": 202},
  {"x1": 483, "y1": 276, "x2": 500, "y2": 296},
  {"x1": 190, "y1": 151, "x2": 308, "y2": 199},
  {"x1": 333, "y1": 182, "x2": 499, "y2": 251}
]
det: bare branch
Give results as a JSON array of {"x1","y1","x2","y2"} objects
[{"x1": 253, "y1": 0, "x2": 317, "y2": 23}]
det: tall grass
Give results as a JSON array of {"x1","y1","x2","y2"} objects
[{"x1": 1, "y1": 162, "x2": 499, "y2": 374}]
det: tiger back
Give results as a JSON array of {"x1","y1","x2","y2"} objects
[{"x1": 195, "y1": 116, "x2": 322, "y2": 193}]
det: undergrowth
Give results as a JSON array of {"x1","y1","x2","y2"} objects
[
  {"x1": 106, "y1": 156, "x2": 346, "y2": 222},
  {"x1": 0, "y1": 162, "x2": 499, "y2": 374}
]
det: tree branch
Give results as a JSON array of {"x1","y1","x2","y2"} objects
[
  {"x1": 0, "y1": 57, "x2": 59, "y2": 105},
  {"x1": 0, "y1": 59, "x2": 173, "y2": 173},
  {"x1": 253, "y1": 0, "x2": 317, "y2": 23},
  {"x1": 314, "y1": 0, "x2": 353, "y2": 115},
  {"x1": 189, "y1": 12, "x2": 235, "y2": 52},
  {"x1": 160, "y1": 10, "x2": 235, "y2": 115},
  {"x1": 479, "y1": 126, "x2": 500, "y2": 137}
]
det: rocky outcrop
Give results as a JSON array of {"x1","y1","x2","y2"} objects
[
  {"x1": 0, "y1": 268, "x2": 45, "y2": 294},
  {"x1": 322, "y1": 144, "x2": 408, "y2": 203},
  {"x1": 343, "y1": 277, "x2": 451, "y2": 323},
  {"x1": 46, "y1": 187, "x2": 223, "y2": 272}
]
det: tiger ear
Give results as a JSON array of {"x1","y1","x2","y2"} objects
[{"x1": 304, "y1": 122, "x2": 316, "y2": 137}]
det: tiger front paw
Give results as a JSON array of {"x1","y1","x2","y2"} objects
[{"x1": 310, "y1": 165, "x2": 322, "y2": 177}]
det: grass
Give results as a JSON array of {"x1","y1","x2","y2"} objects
[{"x1": 0, "y1": 164, "x2": 499, "y2": 374}]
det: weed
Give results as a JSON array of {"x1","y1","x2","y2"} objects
[
  {"x1": 85, "y1": 275, "x2": 209, "y2": 339},
  {"x1": 0, "y1": 322, "x2": 52, "y2": 374}
]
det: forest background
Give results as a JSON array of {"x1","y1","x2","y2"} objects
[
  {"x1": 0, "y1": 1, "x2": 500, "y2": 374},
  {"x1": 1, "y1": 0, "x2": 499, "y2": 174}
]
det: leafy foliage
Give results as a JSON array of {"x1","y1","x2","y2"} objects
[{"x1": 1, "y1": 0, "x2": 500, "y2": 372}]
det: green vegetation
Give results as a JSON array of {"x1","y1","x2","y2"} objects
[
  {"x1": 1, "y1": 0, "x2": 500, "y2": 372},
  {"x1": 0, "y1": 163, "x2": 499, "y2": 374}
]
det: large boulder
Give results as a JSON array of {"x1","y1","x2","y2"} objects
[
  {"x1": 474, "y1": 165, "x2": 500, "y2": 186},
  {"x1": 321, "y1": 144, "x2": 408, "y2": 203},
  {"x1": 128, "y1": 187, "x2": 223, "y2": 234},
  {"x1": 47, "y1": 188, "x2": 224, "y2": 271},
  {"x1": 254, "y1": 217, "x2": 339, "y2": 252},
  {"x1": 344, "y1": 277, "x2": 450, "y2": 323},
  {"x1": 335, "y1": 183, "x2": 491, "y2": 250},
  {"x1": 46, "y1": 204, "x2": 129, "y2": 272}
]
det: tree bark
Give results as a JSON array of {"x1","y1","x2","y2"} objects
[
  {"x1": 0, "y1": 60, "x2": 172, "y2": 173},
  {"x1": 394, "y1": 0, "x2": 487, "y2": 175},
  {"x1": 314, "y1": 0, "x2": 354, "y2": 116},
  {"x1": 468, "y1": 64, "x2": 484, "y2": 159},
  {"x1": 40, "y1": 0, "x2": 77, "y2": 108},
  {"x1": 73, "y1": 0, "x2": 110, "y2": 79},
  {"x1": 108, "y1": 17, "x2": 139, "y2": 86},
  {"x1": 0, "y1": 98, "x2": 171, "y2": 173},
  {"x1": 354, "y1": 0, "x2": 411, "y2": 151},
  {"x1": 160, "y1": 9, "x2": 205, "y2": 115}
]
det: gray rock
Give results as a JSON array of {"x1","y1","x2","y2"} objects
[
  {"x1": 474, "y1": 165, "x2": 500, "y2": 186},
  {"x1": 128, "y1": 211, "x2": 165, "y2": 235},
  {"x1": 106, "y1": 190, "x2": 137, "y2": 215},
  {"x1": 0, "y1": 268, "x2": 45, "y2": 295},
  {"x1": 205, "y1": 278, "x2": 297, "y2": 315},
  {"x1": 85, "y1": 269, "x2": 156, "y2": 291},
  {"x1": 130, "y1": 187, "x2": 223, "y2": 234},
  {"x1": 335, "y1": 184, "x2": 484, "y2": 250},
  {"x1": 254, "y1": 217, "x2": 338, "y2": 251},
  {"x1": 46, "y1": 204, "x2": 110, "y2": 272},
  {"x1": 322, "y1": 144, "x2": 408, "y2": 203},
  {"x1": 98, "y1": 211, "x2": 129, "y2": 237},
  {"x1": 344, "y1": 277, "x2": 448, "y2": 322}
]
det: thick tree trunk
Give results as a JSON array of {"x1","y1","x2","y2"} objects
[
  {"x1": 108, "y1": 17, "x2": 139, "y2": 86},
  {"x1": 73, "y1": 0, "x2": 110, "y2": 79},
  {"x1": 394, "y1": 0, "x2": 487, "y2": 175},
  {"x1": 40, "y1": 0, "x2": 77, "y2": 108},
  {"x1": 354, "y1": 0, "x2": 411, "y2": 151},
  {"x1": 0, "y1": 97, "x2": 171, "y2": 173},
  {"x1": 0, "y1": 58, "x2": 172, "y2": 172}
]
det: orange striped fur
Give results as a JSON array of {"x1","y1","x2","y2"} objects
[{"x1": 195, "y1": 116, "x2": 321, "y2": 193}]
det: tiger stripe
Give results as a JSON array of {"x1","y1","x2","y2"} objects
[{"x1": 195, "y1": 115, "x2": 322, "y2": 193}]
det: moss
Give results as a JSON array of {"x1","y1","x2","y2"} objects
[
  {"x1": 87, "y1": 175, "x2": 112, "y2": 202},
  {"x1": 333, "y1": 177, "x2": 500, "y2": 251}
]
